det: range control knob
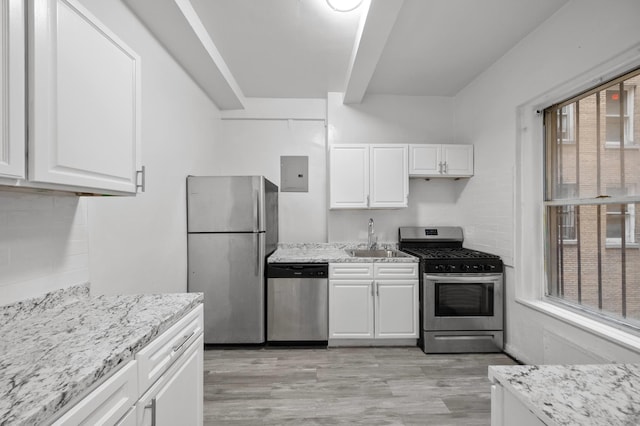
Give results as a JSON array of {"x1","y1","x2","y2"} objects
[
  {"x1": 460, "y1": 264, "x2": 470, "y2": 272},
  {"x1": 434, "y1": 265, "x2": 445, "y2": 272}
]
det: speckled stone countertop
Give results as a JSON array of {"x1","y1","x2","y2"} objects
[
  {"x1": 0, "y1": 284, "x2": 203, "y2": 426},
  {"x1": 268, "y1": 242, "x2": 418, "y2": 263},
  {"x1": 489, "y1": 364, "x2": 640, "y2": 425}
]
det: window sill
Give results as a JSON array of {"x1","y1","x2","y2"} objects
[
  {"x1": 605, "y1": 242, "x2": 639, "y2": 249},
  {"x1": 604, "y1": 142, "x2": 638, "y2": 149},
  {"x1": 517, "y1": 298, "x2": 640, "y2": 354}
]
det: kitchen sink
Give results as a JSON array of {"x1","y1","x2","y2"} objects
[{"x1": 346, "y1": 249, "x2": 410, "y2": 258}]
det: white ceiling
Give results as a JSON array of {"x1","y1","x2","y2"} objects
[{"x1": 125, "y1": 0, "x2": 569, "y2": 108}]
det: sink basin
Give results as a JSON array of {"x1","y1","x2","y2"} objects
[{"x1": 347, "y1": 249, "x2": 409, "y2": 258}]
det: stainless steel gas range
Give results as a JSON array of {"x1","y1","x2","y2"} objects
[{"x1": 398, "y1": 226, "x2": 504, "y2": 354}]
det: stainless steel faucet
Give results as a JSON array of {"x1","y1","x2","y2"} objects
[{"x1": 367, "y1": 218, "x2": 377, "y2": 250}]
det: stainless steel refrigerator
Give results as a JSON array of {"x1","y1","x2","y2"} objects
[{"x1": 187, "y1": 176, "x2": 278, "y2": 344}]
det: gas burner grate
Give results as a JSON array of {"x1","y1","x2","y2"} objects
[{"x1": 402, "y1": 247, "x2": 501, "y2": 260}]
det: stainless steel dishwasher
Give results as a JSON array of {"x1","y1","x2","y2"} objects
[{"x1": 266, "y1": 263, "x2": 328, "y2": 343}]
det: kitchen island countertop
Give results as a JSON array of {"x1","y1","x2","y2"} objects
[
  {"x1": 268, "y1": 242, "x2": 418, "y2": 263},
  {"x1": 0, "y1": 284, "x2": 203, "y2": 426},
  {"x1": 489, "y1": 363, "x2": 640, "y2": 426}
]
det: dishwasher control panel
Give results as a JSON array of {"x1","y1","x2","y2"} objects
[{"x1": 267, "y1": 263, "x2": 328, "y2": 278}]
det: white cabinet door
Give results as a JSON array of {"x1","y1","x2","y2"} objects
[
  {"x1": 29, "y1": 0, "x2": 141, "y2": 194},
  {"x1": 370, "y1": 144, "x2": 408, "y2": 208},
  {"x1": 375, "y1": 280, "x2": 418, "y2": 339},
  {"x1": 329, "y1": 280, "x2": 374, "y2": 338},
  {"x1": 0, "y1": 0, "x2": 25, "y2": 179},
  {"x1": 442, "y1": 145, "x2": 473, "y2": 176},
  {"x1": 155, "y1": 337, "x2": 203, "y2": 426},
  {"x1": 409, "y1": 144, "x2": 440, "y2": 176},
  {"x1": 329, "y1": 144, "x2": 369, "y2": 209},
  {"x1": 138, "y1": 335, "x2": 204, "y2": 426}
]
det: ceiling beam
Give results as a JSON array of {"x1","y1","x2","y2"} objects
[
  {"x1": 343, "y1": 0, "x2": 404, "y2": 104},
  {"x1": 124, "y1": 0, "x2": 245, "y2": 110}
]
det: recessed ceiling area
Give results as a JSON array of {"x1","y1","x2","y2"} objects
[
  {"x1": 124, "y1": 0, "x2": 569, "y2": 108},
  {"x1": 368, "y1": 0, "x2": 570, "y2": 96}
]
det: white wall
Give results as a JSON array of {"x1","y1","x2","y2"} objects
[
  {"x1": 214, "y1": 99, "x2": 327, "y2": 243},
  {"x1": 80, "y1": 0, "x2": 221, "y2": 295},
  {"x1": 0, "y1": 0, "x2": 222, "y2": 303},
  {"x1": 327, "y1": 92, "x2": 463, "y2": 242},
  {"x1": 454, "y1": 0, "x2": 640, "y2": 363}
]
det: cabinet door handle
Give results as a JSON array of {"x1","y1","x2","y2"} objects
[
  {"x1": 438, "y1": 162, "x2": 443, "y2": 174},
  {"x1": 366, "y1": 194, "x2": 370, "y2": 207},
  {"x1": 136, "y1": 166, "x2": 146, "y2": 192},
  {"x1": 376, "y1": 282, "x2": 379, "y2": 296},
  {"x1": 444, "y1": 162, "x2": 448, "y2": 174},
  {"x1": 172, "y1": 330, "x2": 195, "y2": 353},
  {"x1": 144, "y1": 398, "x2": 156, "y2": 426},
  {"x1": 371, "y1": 281, "x2": 374, "y2": 297}
]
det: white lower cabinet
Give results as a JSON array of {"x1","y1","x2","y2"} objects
[
  {"x1": 491, "y1": 383, "x2": 545, "y2": 426},
  {"x1": 116, "y1": 408, "x2": 137, "y2": 426},
  {"x1": 329, "y1": 279, "x2": 375, "y2": 338},
  {"x1": 375, "y1": 280, "x2": 419, "y2": 338},
  {"x1": 52, "y1": 304, "x2": 204, "y2": 426},
  {"x1": 329, "y1": 263, "x2": 418, "y2": 342},
  {"x1": 137, "y1": 335, "x2": 203, "y2": 426},
  {"x1": 52, "y1": 360, "x2": 138, "y2": 426}
]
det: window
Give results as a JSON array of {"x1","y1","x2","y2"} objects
[
  {"x1": 605, "y1": 86, "x2": 635, "y2": 146},
  {"x1": 558, "y1": 184, "x2": 577, "y2": 241},
  {"x1": 559, "y1": 103, "x2": 575, "y2": 143},
  {"x1": 544, "y1": 67, "x2": 640, "y2": 328},
  {"x1": 605, "y1": 187, "x2": 636, "y2": 246}
]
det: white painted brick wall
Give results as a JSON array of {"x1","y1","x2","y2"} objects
[{"x1": 0, "y1": 192, "x2": 89, "y2": 305}]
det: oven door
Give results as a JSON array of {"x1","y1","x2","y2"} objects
[{"x1": 424, "y1": 273, "x2": 503, "y2": 331}]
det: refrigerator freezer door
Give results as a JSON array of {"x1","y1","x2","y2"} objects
[
  {"x1": 187, "y1": 176, "x2": 265, "y2": 233},
  {"x1": 188, "y1": 232, "x2": 266, "y2": 344}
]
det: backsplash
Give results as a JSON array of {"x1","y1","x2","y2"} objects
[{"x1": 0, "y1": 191, "x2": 89, "y2": 305}]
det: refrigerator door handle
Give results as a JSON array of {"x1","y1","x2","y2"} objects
[
  {"x1": 255, "y1": 235, "x2": 260, "y2": 276},
  {"x1": 254, "y1": 190, "x2": 259, "y2": 232}
]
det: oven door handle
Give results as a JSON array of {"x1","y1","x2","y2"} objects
[{"x1": 425, "y1": 274, "x2": 503, "y2": 282}]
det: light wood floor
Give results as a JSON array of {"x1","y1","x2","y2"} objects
[{"x1": 203, "y1": 347, "x2": 517, "y2": 425}]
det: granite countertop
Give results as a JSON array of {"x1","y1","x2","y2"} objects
[
  {"x1": 268, "y1": 242, "x2": 418, "y2": 263},
  {"x1": 0, "y1": 284, "x2": 203, "y2": 426},
  {"x1": 489, "y1": 364, "x2": 640, "y2": 426}
]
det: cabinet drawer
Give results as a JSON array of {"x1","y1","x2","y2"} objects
[
  {"x1": 136, "y1": 304, "x2": 203, "y2": 393},
  {"x1": 53, "y1": 360, "x2": 137, "y2": 426},
  {"x1": 330, "y1": 263, "x2": 374, "y2": 279},
  {"x1": 374, "y1": 263, "x2": 418, "y2": 279}
]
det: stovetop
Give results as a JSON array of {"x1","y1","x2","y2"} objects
[
  {"x1": 401, "y1": 247, "x2": 501, "y2": 260},
  {"x1": 398, "y1": 226, "x2": 503, "y2": 274}
]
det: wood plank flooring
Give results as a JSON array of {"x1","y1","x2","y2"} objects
[{"x1": 203, "y1": 347, "x2": 517, "y2": 425}]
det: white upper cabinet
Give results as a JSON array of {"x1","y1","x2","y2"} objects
[
  {"x1": 0, "y1": 0, "x2": 25, "y2": 179},
  {"x1": 329, "y1": 144, "x2": 369, "y2": 209},
  {"x1": 369, "y1": 144, "x2": 408, "y2": 208},
  {"x1": 28, "y1": 0, "x2": 142, "y2": 194},
  {"x1": 409, "y1": 144, "x2": 473, "y2": 178},
  {"x1": 330, "y1": 144, "x2": 408, "y2": 209}
]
